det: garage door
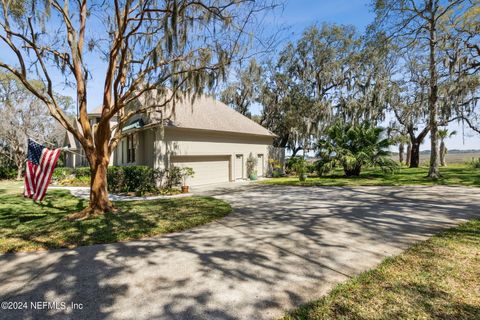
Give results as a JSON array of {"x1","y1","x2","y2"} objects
[{"x1": 171, "y1": 155, "x2": 230, "y2": 186}]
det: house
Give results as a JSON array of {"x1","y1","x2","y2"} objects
[{"x1": 64, "y1": 95, "x2": 281, "y2": 186}]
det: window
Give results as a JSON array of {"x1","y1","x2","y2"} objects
[
  {"x1": 127, "y1": 134, "x2": 136, "y2": 163},
  {"x1": 121, "y1": 140, "x2": 125, "y2": 163}
]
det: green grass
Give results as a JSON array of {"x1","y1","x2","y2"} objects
[
  {"x1": 263, "y1": 164, "x2": 480, "y2": 187},
  {"x1": 0, "y1": 181, "x2": 231, "y2": 253},
  {"x1": 283, "y1": 219, "x2": 480, "y2": 320}
]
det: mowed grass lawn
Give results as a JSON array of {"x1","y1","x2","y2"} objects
[
  {"x1": 0, "y1": 181, "x2": 231, "y2": 253},
  {"x1": 284, "y1": 219, "x2": 480, "y2": 320},
  {"x1": 263, "y1": 164, "x2": 480, "y2": 187}
]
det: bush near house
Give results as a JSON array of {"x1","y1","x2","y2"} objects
[
  {"x1": 53, "y1": 165, "x2": 183, "y2": 195},
  {"x1": 0, "y1": 166, "x2": 17, "y2": 180}
]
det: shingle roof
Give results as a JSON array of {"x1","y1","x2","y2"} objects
[
  {"x1": 161, "y1": 95, "x2": 275, "y2": 137},
  {"x1": 90, "y1": 94, "x2": 275, "y2": 137}
]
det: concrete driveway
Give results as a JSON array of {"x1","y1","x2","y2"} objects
[{"x1": 1, "y1": 185, "x2": 479, "y2": 320}]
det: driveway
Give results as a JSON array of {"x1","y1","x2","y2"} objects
[{"x1": 1, "y1": 185, "x2": 479, "y2": 320}]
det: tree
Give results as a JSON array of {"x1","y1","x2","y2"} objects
[
  {"x1": 316, "y1": 122, "x2": 397, "y2": 177},
  {"x1": 373, "y1": 0, "x2": 472, "y2": 179},
  {"x1": 220, "y1": 59, "x2": 262, "y2": 117},
  {"x1": 390, "y1": 55, "x2": 432, "y2": 168},
  {"x1": 438, "y1": 128, "x2": 456, "y2": 166},
  {"x1": 0, "y1": 0, "x2": 274, "y2": 219},
  {"x1": 258, "y1": 23, "x2": 391, "y2": 155},
  {"x1": 387, "y1": 125, "x2": 410, "y2": 164},
  {"x1": 0, "y1": 72, "x2": 70, "y2": 179}
]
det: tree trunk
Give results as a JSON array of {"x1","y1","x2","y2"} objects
[
  {"x1": 427, "y1": 1, "x2": 441, "y2": 179},
  {"x1": 407, "y1": 126, "x2": 429, "y2": 168},
  {"x1": 406, "y1": 143, "x2": 411, "y2": 167},
  {"x1": 409, "y1": 141, "x2": 421, "y2": 168},
  {"x1": 440, "y1": 140, "x2": 446, "y2": 167},
  {"x1": 344, "y1": 164, "x2": 362, "y2": 177},
  {"x1": 16, "y1": 166, "x2": 22, "y2": 180},
  {"x1": 68, "y1": 148, "x2": 114, "y2": 220},
  {"x1": 89, "y1": 159, "x2": 114, "y2": 212},
  {"x1": 291, "y1": 146, "x2": 302, "y2": 157},
  {"x1": 398, "y1": 143, "x2": 404, "y2": 164}
]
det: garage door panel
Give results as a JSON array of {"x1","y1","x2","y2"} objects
[{"x1": 171, "y1": 155, "x2": 230, "y2": 186}]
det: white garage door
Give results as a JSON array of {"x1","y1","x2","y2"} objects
[{"x1": 171, "y1": 155, "x2": 230, "y2": 186}]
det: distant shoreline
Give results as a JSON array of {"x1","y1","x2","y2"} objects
[{"x1": 391, "y1": 149, "x2": 480, "y2": 155}]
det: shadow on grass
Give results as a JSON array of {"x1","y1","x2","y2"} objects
[{"x1": 0, "y1": 190, "x2": 231, "y2": 253}]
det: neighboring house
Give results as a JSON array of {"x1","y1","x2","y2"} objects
[{"x1": 64, "y1": 95, "x2": 280, "y2": 186}]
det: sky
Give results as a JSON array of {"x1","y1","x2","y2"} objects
[{"x1": 1, "y1": 0, "x2": 478, "y2": 150}]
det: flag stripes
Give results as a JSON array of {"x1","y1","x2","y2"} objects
[{"x1": 24, "y1": 139, "x2": 61, "y2": 202}]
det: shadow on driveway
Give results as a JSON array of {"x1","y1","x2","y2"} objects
[{"x1": 1, "y1": 185, "x2": 479, "y2": 320}]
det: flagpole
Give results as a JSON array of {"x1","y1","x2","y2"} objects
[{"x1": 26, "y1": 135, "x2": 85, "y2": 157}]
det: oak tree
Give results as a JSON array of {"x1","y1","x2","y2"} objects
[{"x1": 0, "y1": 0, "x2": 274, "y2": 219}]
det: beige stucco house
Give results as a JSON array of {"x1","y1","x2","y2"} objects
[{"x1": 64, "y1": 95, "x2": 280, "y2": 186}]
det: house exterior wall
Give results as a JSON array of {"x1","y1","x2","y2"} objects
[
  {"x1": 94, "y1": 126, "x2": 275, "y2": 185},
  {"x1": 154, "y1": 127, "x2": 274, "y2": 181},
  {"x1": 64, "y1": 148, "x2": 89, "y2": 168}
]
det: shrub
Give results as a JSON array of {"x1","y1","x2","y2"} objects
[
  {"x1": 316, "y1": 122, "x2": 398, "y2": 177},
  {"x1": 268, "y1": 158, "x2": 283, "y2": 177},
  {"x1": 74, "y1": 167, "x2": 90, "y2": 178},
  {"x1": 315, "y1": 158, "x2": 334, "y2": 176},
  {"x1": 286, "y1": 156, "x2": 303, "y2": 174},
  {"x1": 469, "y1": 158, "x2": 480, "y2": 169},
  {"x1": 164, "y1": 166, "x2": 182, "y2": 189},
  {"x1": 0, "y1": 166, "x2": 17, "y2": 180},
  {"x1": 58, "y1": 176, "x2": 90, "y2": 187},
  {"x1": 57, "y1": 165, "x2": 186, "y2": 194},
  {"x1": 52, "y1": 167, "x2": 75, "y2": 181},
  {"x1": 292, "y1": 157, "x2": 308, "y2": 181},
  {"x1": 107, "y1": 166, "x2": 125, "y2": 193},
  {"x1": 306, "y1": 162, "x2": 316, "y2": 174},
  {"x1": 122, "y1": 166, "x2": 157, "y2": 194}
]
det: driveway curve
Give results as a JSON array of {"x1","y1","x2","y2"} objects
[{"x1": 1, "y1": 185, "x2": 479, "y2": 320}]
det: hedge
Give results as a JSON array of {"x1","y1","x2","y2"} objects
[
  {"x1": 53, "y1": 165, "x2": 182, "y2": 195},
  {"x1": 0, "y1": 166, "x2": 17, "y2": 180}
]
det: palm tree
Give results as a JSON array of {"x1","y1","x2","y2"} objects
[
  {"x1": 316, "y1": 122, "x2": 397, "y2": 177},
  {"x1": 438, "y1": 129, "x2": 457, "y2": 167}
]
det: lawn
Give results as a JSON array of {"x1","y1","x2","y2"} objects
[
  {"x1": 283, "y1": 219, "x2": 480, "y2": 320},
  {"x1": 264, "y1": 164, "x2": 480, "y2": 187},
  {"x1": 0, "y1": 181, "x2": 231, "y2": 253}
]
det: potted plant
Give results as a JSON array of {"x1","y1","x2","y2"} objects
[
  {"x1": 246, "y1": 153, "x2": 258, "y2": 180},
  {"x1": 179, "y1": 167, "x2": 195, "y2": 193}
]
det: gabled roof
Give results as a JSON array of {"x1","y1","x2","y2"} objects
[
  {"x1": 89, "y1": 94, "x2": 275, "y2": 137},
  {"x1": 161, "y1": 95, "x2": 275, "y2": 137}
]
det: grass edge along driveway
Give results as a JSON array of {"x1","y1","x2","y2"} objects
[
  {"x1": 263, "y1": 164, "x2": 480, "y2": 188},
  {"x1": 0, "y1": 185, "x2": 232, "y2": 253},
  {"x1": 283, "y1": 219, "x2": 480, "y2": 320}
]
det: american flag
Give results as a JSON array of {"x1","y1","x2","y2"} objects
[{"x1": 24, "y1": 139, "x2": 61, "y2": 202}]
